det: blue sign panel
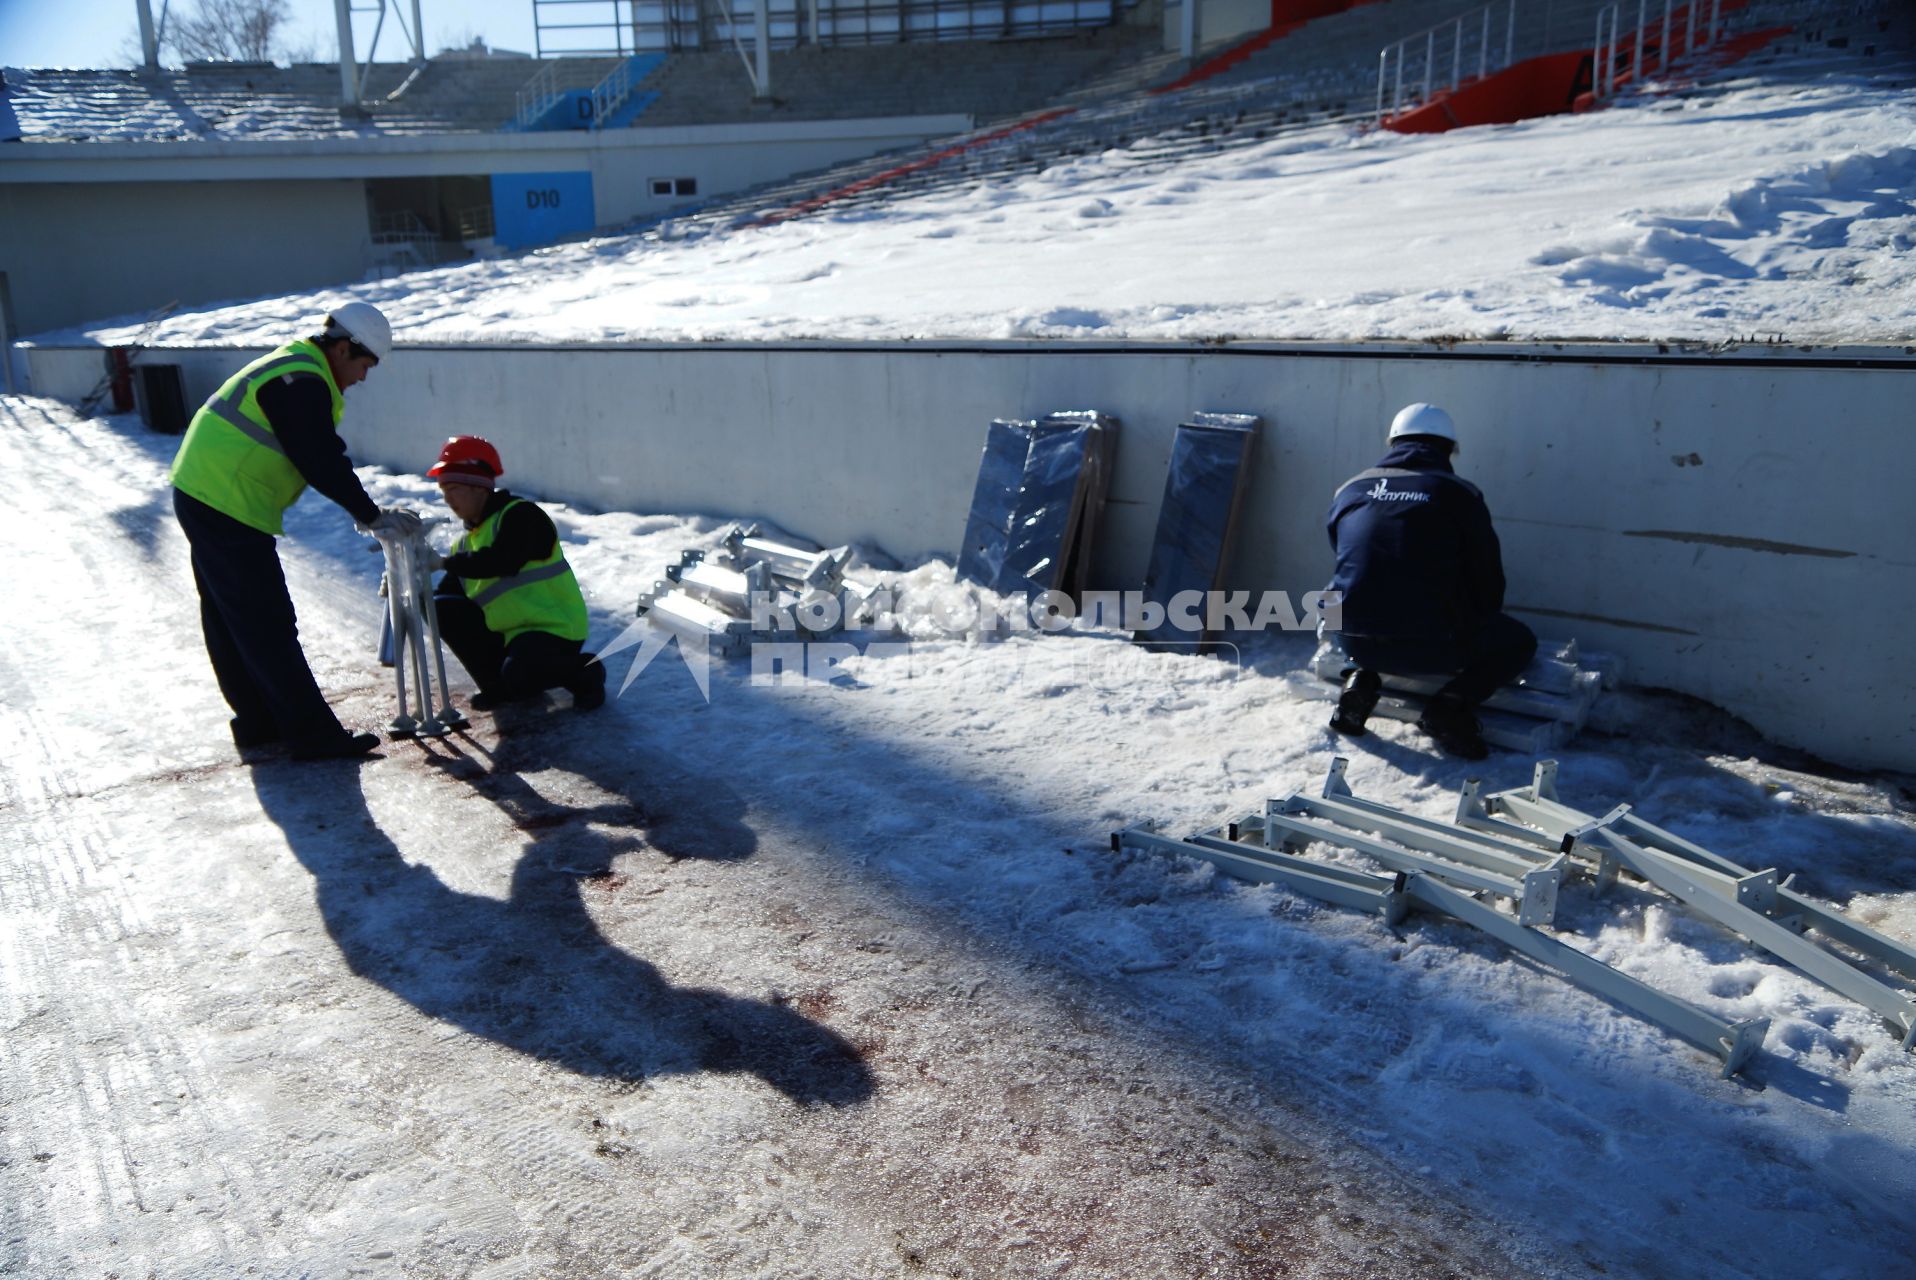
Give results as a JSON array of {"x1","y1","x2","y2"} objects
[{"x1": 490, "y1": 171, "x2": 595, "y2": 250}]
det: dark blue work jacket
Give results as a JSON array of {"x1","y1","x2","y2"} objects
[{"x1": 1325, "y1": 441, "x2": 1507, "y2": 643}]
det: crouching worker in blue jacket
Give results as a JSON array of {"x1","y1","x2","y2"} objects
[
  {"x1": 1324, "y1": 403, "x2": 1535, "y2": 760},
  {"x1": 425, "y1": 435, "x2": 605, "y2": 713}
]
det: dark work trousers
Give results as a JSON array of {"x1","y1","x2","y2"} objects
[
  {"x1": 1343, "y1": 612, "x2": 1538, "y2": 708},
  {"x1": 434, "y1": 592, "x2": 592, "y2": 700},
  {"x1": 173, "y1": 488, "x2": 346, "y2": 745}
]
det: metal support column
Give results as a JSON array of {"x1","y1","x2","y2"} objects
[
  {"x1": 135, "y1": 0, "x2": 162, "y2": 70},
  {"x1": 1635, "y1": 0, "x2": 1647, "y2": 80},
  {"x1": 753, "y1": 0, "x2": 772, "y2": 98},
  {"x1": 334, "y1": 0, "x2": 361, "y2": 106}
]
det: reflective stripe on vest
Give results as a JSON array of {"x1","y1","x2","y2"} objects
[
  {"x1": 455, "y1": 499, "x2": 589, "y2": 645},
  {"x1": 198, "y1": 351, "x2": 322, "y2": 454},
  {"x1": 469, "y1": 559, "x2": 574, "y2": 608},
  {"x1": 168, "y1": 341, "x2": 343, "y2": 535}
]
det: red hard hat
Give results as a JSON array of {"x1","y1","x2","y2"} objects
[{"x1": 427, "y1": 435, "x2": 503, "y2": 485}]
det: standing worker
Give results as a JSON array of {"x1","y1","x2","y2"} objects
[
  {"x1": 1324, "y1": 403, "x2": 1536, "y2": 760},
  {"x1": 171, "y1": 302, "x2": 418, "y2": 761},
  {"x1": 426, "y1": 436, "x2": 605, "y2": 713}
]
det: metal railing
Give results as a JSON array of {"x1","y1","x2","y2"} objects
[
  {"x1": 453, "y1": 204, "x2": 496, "y2": 241},
  {"x1": 1378, "y1": 0, "x2": 1730, "y2": 120},
  {"x1": 514, "y1": 60, "x2": 568, "y2": 129},
  {"x1": 1376, "y1": 0, "x2": 1517, "y2": 122},
  {"x1": 591, "y1": 57, "x2": 636, "y2": 125},
  {"x1": 369, "y1": 210, "x2": 444, "y2": 277},
  {"x1": 1590, "y1": 0, "x2": 1722, "y2": 105},
  {"x1": 1594, "y1": 3, "x2": 1622, "y2": 98}
]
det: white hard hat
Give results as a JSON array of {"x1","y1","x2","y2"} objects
[
  {"x1": 323, "y1": 301, "x2": 393, "y2": 362},
  {"x1": 1387, "y1": 402, "x2": 1458, "y2": 451}
]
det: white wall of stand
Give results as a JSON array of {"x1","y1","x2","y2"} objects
[{"x1": 23, "y1": 338, "x2": 1915, "y2": 772}]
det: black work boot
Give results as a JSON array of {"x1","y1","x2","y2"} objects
[
  {"x1": 1328, "y1": 668, "x2": 1382, "y2": 737},
  {"x1": 568, "y1": 654, "x2": 606, "y2": 712},
  {"x1": 1417, "y1": 693, "x2": 1489, "y2": 760},
  {"x1": 289, "y1": 730, "x2": 381, "y2": 762},
  {"x1": 230, "y1": 716, "x2": 282, "y2": 751}
]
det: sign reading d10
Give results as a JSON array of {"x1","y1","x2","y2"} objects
[{"x1": 490, "y1": 171, "x2": 595, "y2": 250}]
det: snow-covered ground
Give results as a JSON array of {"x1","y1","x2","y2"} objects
[
  {"x1": 8, "y1": 40, "x2": 1916, "y2": 1280},
  {"x1": 49, "y1": 72, "x2": 1916, "y2": 352},
  {"x1": 5, "y1": 394, "x2": 1914, "y2": 1279}
]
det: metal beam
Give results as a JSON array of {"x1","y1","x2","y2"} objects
[
  {"x1": 1497, "y1": 765, "x2": 1916, "y2": 984},
  {"x1": 1119, "y1": 823, "x2": 1764, "y2": 1077},
  {"x1": 334, "y1": 0, "x2": 361, "y2": 107},
  {"x1": 1117, "y1": 827, "x2": 1410, "y2": 923},
  {"x1": 753, "y1": 0, "x2": 772, "y2": 99},
  {"x1": 135, "y1": 0, "x2": 161, "y2": 70},
  {"x1": 1320, "y1": 758, "x2": 1566, "y2": 876},
  {"x1": 1591, "y1": 828, "x2": 1916, "y2": 1049},
  {"x1": 721, "y1": 523, "x2": 851, "y2": 589},
  {"x1": 1453, "y1": 778, "x2": 1565, "y2": 852},
  {"x1": 1401, "y1": 874, "x2": 1768, "y2": 1077},
  {"x1": 667, "y1": 556, "x2": 772, "y2": 616},
  {"x1": 1487, "y1": 763, "x2": 1916, "y2": 1049},
  {"x1": 1264, "y1": 798, "x2": 1560, "y2": 926}
]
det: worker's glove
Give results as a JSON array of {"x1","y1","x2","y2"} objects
[
  {"x1": 420, "y1": 548, "x2": 447, "y2": 573},
  {"x1": 366, "y1": 508, "x2": 423, "y2": 539}
]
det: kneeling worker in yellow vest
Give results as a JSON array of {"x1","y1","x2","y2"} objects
[
  {"x1": 426, "y1": 436, "x2": 605, "y2": 713},
  {"x1": 170, "y1": 302, "x2": 416, "y2": 762}
]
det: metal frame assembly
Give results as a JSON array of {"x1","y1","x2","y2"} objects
[
  {"x1": 1115, "y1": 756, "x2": 1771, "y2": 1077},
  {"x1": 636, "y1": 521, "x2": 886, "y2": 655},
  {"x1": 372, "y1": 519, "x2": 468, "y2": 739},
  {"x1": 1468, "y1": 762, "x2": 1916, "y2": 1050},
  {"x1": 1117, "y1": 755, "x2": 1916, "y2": 1075},
  {"x1": 1269, "y1": 757, "x2": 1569, "y2": 926}
]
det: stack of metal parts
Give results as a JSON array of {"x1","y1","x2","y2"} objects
[
  {"x1": 372, "y1": 519, "x2": 469, "y2": 739},
  {"x1": 634, "y1": 521, "x2": 885, "y2": 656},
  {"x1": 1133, "y1": 412, "x2": 1261, "y2": 655},
  {"x1": 1290, "y1": 636, "x2": 1624, "y2": 752},
  {"x1": 1116, "y1": 757, "x2": 1767, "y2": 1077},
  {"x1": 957, "y1": 410, "x2": 1118, "y2": 600},
  {"x1": 1118, "y1": 758, "x2": 1916, "y2": 1076}
]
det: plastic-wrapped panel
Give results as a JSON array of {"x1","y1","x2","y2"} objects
[
  {"x1": 957, "y1": 412, "x2": 1118, "y2": 599},
  {"x1": 1039, "y1": 411, "x2": 1118, "y2": 598},
  {"x1": 956, "y1": 418, "x2": 1037, "y2": 589},
  {"x1": 999, "y1": 418, "x2": 1097, "y2": 596},
  {"x1": 1134, "y1": 413, "x2": 1260, "y2": 652}
]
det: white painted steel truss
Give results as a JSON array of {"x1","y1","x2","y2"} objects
[
  {"x1": 1470, "y1": 762, "x2": 1916, "y2": 1050},
  {"x1": 1114, "y1": 755, "x2": 1768, "y2": 1076}
]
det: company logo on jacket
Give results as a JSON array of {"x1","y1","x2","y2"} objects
[{"x1": 1366, "y1": 478, "x2": 1431, "y2": 503}]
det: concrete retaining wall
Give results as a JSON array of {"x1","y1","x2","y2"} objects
[{"x1": 24, "y1": 339, "x2": 1915, "y2": 772}]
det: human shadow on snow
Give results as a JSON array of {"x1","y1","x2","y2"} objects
[{"x1": 248, "y1": 743, "x2": 874, "y2": 1107}]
